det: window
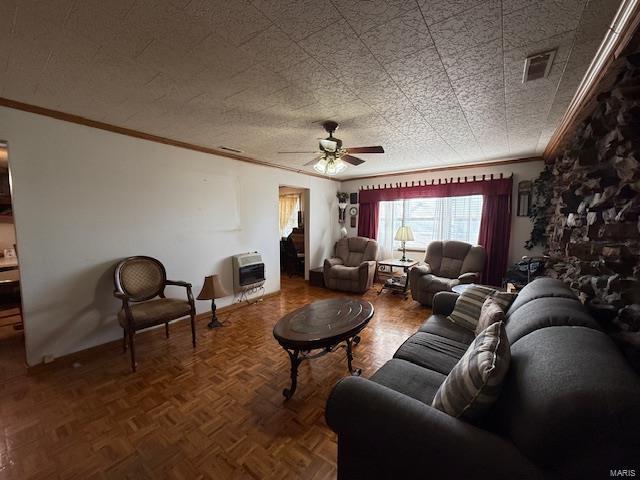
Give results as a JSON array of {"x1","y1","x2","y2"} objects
[
  {"x1": 279, "y1": 194, "x2": 300, "y2": 237},
  {"x1": 378, "y1": 195, "x2": 483, "y2": 256}
]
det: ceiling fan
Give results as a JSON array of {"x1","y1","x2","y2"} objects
[{"x1": 278, "y1": 121, "x2": 384, "y2": 175}]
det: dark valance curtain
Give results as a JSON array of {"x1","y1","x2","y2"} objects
[{"x1": 358, "y1": 176, "x2": 513, "y2": 286}]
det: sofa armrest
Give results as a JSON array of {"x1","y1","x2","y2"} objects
[
  {"x1": 358, "y1": 260, "x2": 376, "y2": 272},
  {"x1": 458, "y1": 271, "x2": 480, "y2": 284},
  {"x1": 408, "y1": 262, "x2": 431, "y2": 290},
  {"x1": 411, "y1": 262, "x2": 431, "y2": 276},
  {"x1": 432, "y1": 291, "x2": 459, "y2": 316},
  {"x1": 358, "y1": 260, "x2": 377, "y2": 290},
  {"x1": 326, "y1": 377, "x2": 542, "y2": 480}
]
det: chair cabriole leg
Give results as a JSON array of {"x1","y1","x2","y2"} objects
[
  {"x1": 128, "y1": 328, "x2": 136, "y2": 372},
  {"x1": 190, "y1": 313, "x2": 196, "y2": 348}
]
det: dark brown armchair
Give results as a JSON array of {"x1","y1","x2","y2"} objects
[{"x1": 113, "y1": 256, "x2": 196, "y2": 372}]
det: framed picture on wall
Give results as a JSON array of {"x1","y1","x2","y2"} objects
[
  {"x1": 350, "y1": 193, "x2": 358, "y2": 204},
  {"x1": 517, "y1": 181, "x2": 532, "y2": 216}
]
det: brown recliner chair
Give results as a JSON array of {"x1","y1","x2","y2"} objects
[
  {"x1": 409, "y1": 240, "x2": 486, "y2": 306},
  {"x1": 324, "y1": 237, "x2": 379, "y2": 294}
]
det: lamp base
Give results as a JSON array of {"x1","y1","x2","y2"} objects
[
  {"x1": 207, "y1": 300, "x2": 225, "y2": 329},
  {"x1": 399, "y1": 244, "x2": 413, "y2": 263},
  {"x1": 207, "y1": 317, "x2": 225, "y2": 329}
]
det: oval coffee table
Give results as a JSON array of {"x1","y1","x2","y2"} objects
[{"x1": 273, "y1": 298, "x2": 374, "y2": 399}]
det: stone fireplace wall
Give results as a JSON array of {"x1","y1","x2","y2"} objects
[{"x1": 544, "y1": 53, "x2": 640, "y2": 341}]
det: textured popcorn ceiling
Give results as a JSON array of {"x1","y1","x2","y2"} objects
[{"x1": 0, "y1": 0, "x2": 621, "y2": 178}]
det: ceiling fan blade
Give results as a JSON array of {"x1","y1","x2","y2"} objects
[
  {"x1": 278, "y1": 151, "x2": 319, "y2": 154},
  {"x1": 341, "y1": 154, "x2": 365, "y2": 166},
  {"x1": 303, "y1": 155, "x2": 323, "y2": 166},
  {"x1": 346, "y1": 146, "x2": 384, "y2": 154},
  {"x1": 319, "y1": 139, "x2": 337, "y2": 152}
]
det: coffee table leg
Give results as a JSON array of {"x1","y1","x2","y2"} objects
[
  {"x1": 345, "y1": 337, "x2": 361, "y2": 376},
  {"x1": 283, "y1": 349, "x2": 301, "y2": 399}
]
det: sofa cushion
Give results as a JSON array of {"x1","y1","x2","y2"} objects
[
  {"x1": 506, "y1": 277, "x2": 575, "y2": 316},
  {"x1": 475, "y1": 298, "x2": 506, "y2": 336},
  {"x1": 394, "y1": 332, "x2": 469, "y2": 375},
  {"x1": 505, "y1": 296, "x2": 601, "y2": 345},
  {"x1": 432, "y1": 321, "x2": 510, "y2": 421},
  {"x1": 448, "y1": 285, "x2": 514, "y2": 331},
  {"x1": 491, "y1": 326, "x2": 640, "y2": 473},
  {"x1": 370, "y1": 359, "x2": 446, "y2": 405},
  {"x1": 330, "y1": 265, "x2": 359, "y2": 281},
  {"x1": 418, "y1": 315, "x2": 475, "y2": 345}
]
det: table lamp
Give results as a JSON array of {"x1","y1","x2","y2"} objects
[
  {"x1": 395, "y1": 225, "x2": 414, "y2": 262},
  {"x1": 197, "y1": 274, "x2": 230, "y2": 329}
]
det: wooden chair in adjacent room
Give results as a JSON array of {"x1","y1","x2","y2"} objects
[{"x1": 113, "y1": 256, "x2": 196, "y2": 372}]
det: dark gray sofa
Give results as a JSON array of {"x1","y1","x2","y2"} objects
[{"x1": 326, "y1": 278, "x2": 640, "y2": 480}]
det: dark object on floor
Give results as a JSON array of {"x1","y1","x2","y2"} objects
[
  {"x1": 197, "y1": 274, "x2": 230, "y2": 329},
  {"x1": 308, "y1": 267, "x2": 325, "y2": 288},
  {"x1": 113, "y1": 256, "x2": 196, "y2": 372},
  {"x1": 273, "y1": 298, "x2": 373, "y2": 399},
  {"x1": 326, "y1": 277, "x2": 640, "y2": 479}
]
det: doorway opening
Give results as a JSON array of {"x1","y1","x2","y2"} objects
[
  {"x1": 279, "y1": 186, "x2": 309, "y2": 280},
  {"x1": 0, "y1": 141, "x2": 25, "y2": 381}
]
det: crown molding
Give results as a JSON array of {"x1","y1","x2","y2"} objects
[
  {"x1": 543, "y1": 0, "x2": 640, "y2": 160},
  {"x1": 0, "y1": 97, "x2": 338, "y2": 181},
  {"x1": 339, "y1": 156, "x2": 543, "y2": 182}
]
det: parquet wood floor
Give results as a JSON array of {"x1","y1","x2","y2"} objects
[{"x1": 0, "y1": 277, "x2": 430, "y2": 479}]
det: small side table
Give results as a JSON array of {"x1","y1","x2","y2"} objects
[
  {"x1": 377, "y1": 259, "x2": 418, "y2": 299},
  {"x1": 309, "y1": 267, "x2": 325, "y2": 288}
]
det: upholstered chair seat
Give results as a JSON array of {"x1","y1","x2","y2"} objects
[
  {"x1": 409, "y1": 241, "x2": 486, "y2": 306},
  {"x1": 324, "y1": 237, "x2": 379, "y2": 293},
  {"x1": 117, "y1": 298, "x2": 192, "y2": 329}
]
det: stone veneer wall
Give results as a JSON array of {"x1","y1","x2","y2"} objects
[{"x1": 544, "y1": 53, "x2": 640, "y2": 349}]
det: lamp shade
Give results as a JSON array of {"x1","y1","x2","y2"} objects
[
  {"x1": 394, "y1": 225, "x2": 415, "y2": 242},
  {"x1": 197, "y1": 274, "x2": 229, "y2": 300}
]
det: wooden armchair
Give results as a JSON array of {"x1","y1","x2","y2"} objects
[{"x1": 113, "y1": 256, "x2": 196, "y2": 372}]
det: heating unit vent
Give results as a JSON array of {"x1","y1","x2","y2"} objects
[
  {"x1": 232, "y1": 252, "x2": 265, "y2": 293},
  {"x1": 522, "y1": 50, "x2": 556, "y2": 82}
]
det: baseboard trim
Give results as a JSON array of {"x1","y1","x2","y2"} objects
[{"x1": 27, "y1": 290, "x2": 281, "y2": 372}]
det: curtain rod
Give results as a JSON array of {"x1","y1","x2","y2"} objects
[{"x1": 358, "y1": 173, "x2": 512, "y2": 190}]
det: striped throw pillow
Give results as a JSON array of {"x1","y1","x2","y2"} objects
[
  {"x1": 432, "y1": 321, "x2": 511, "y2": 421},
  {"x1": 448, "y1": 286, "x2": 515, "y2": 331},
  {"x1": 474, "y1": 297, "x2": 506, "y2": 337}
]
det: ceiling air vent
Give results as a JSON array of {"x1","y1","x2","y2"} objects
[
  {"x1": 522, "y1": 50, "x2": 556, "y2": 82},
  {"x1": 219, "y1": 146, "x2": 243, "y2": 154}
]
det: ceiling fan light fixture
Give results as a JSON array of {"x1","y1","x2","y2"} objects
[
  {"x1": 313, "y1": 154, "x2": 346, "y2": 175},
  {"x1": 313, "y1": 157, "x2": 328, "y2": 174}
]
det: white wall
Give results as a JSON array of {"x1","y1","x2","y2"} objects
[
  {"x1": 0, "y1": 107, "x2": 340, "y2": 365},
  {"x1": 340, "y1": 159, "x2": 545, "y2": 265}
]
